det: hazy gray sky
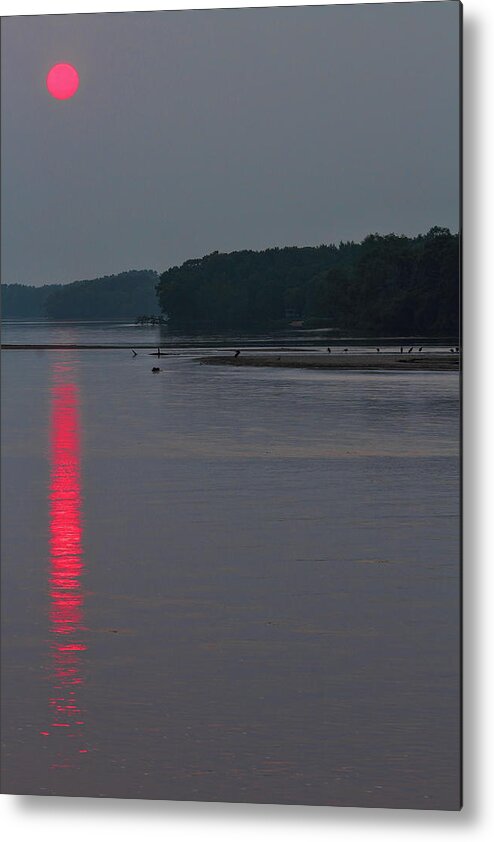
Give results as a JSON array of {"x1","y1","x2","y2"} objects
[{"x1": 1, "y1": 2, "x2": 460, "y2": 286}]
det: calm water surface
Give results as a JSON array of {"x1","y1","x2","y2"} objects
[
  {"x1": 2, "y1": 318, "x2": 457, "y2": 354},
  {"x1": 1, "y1": 339, "x2": 460, "y2": 808}
]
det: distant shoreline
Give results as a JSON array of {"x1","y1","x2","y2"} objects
[
  {"x1": 1, "y1": 344, "x2": 169, "y2": 350},
  {"x1": 1, "y1": 345, "x2": 460, "y2": 371},
  {"x1": 198, "y1": 353, "x2": 460, "y2": 372}
]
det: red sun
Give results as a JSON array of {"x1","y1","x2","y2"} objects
[{"x1": 46, "y1": 63, "x2": 79, "y2": 100}]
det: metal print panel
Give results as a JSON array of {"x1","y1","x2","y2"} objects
[{"x1": 0, "y1": 2, "x2": 461, "y2": 809}]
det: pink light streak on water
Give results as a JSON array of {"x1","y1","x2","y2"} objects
[{"x1": 41, "y1": 360, "x2": 89, "y2": 765}]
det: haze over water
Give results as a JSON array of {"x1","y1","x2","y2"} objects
[{"x1": 1, "y1": 326, "x2": 460, "y2": 808}]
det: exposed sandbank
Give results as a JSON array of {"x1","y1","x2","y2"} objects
[{"x1": 198, "y1": 353, "x2": 460, "y2": 372}]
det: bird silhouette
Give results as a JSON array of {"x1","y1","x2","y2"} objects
[
  {"x1": 400, "y1": 347, "x2": 403, "y2": 354},
  {"x1": 418, "y1": 347, "x2": 423, "y2": 352},
  {"x1": 131, "y1": 349, "x2": 137, "y2": 357},
  {"x1": 408, "y1": 346, "x2": 413, "y2": 353},
  {"x1": 152, "y1": 366, "x2": 160, "y2": 372},
  {"x1": 327, "y1": 347, "x2": 331, "y2": 354},
  {"x1": 234, "y1": 350, "x2": 240, "y2": 358},
  {"x1": 376, "y1": 348, "x2": 380, "y2": 353}
]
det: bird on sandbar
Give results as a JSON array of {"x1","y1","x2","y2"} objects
[
  {"x1": 152, "y1": 366, "x2": 161, "y2": 372},
  {"x1": 408, "y1": 346, "x2": 413, "y2": 353},
  {"x1": 376, "y1": 348, "x2": 380, "y2": 353},
  {"x1": 131, "y1": 349, "x2": 137, "y2": 357},
  {"x1": 234, "y1": 350, "x2": 241, "y2": 358},
  {"x1": 327, "y1": 347, "x2": 331, "y2": 354}
]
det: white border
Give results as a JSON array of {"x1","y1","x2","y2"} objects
[
  {"x1": 0, "y1": 0, "x2": 462, "y2": 14},
  {"x1": 2, "y1": 1, "x2": 493, "y2": 840}
]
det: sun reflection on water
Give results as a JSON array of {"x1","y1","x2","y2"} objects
[{"x1": 41, "y1": 359, "x2": 88, "y2": 765}]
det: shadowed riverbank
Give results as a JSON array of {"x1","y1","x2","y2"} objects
[{"x1": 198, "y1": 352, "x2": 460, "y2": 372}]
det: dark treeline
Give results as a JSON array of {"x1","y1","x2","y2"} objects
[
  {"x1": 2, "y1": 229, "x2": 459, "y2": 334},
  {"x1": 157, "y1": 228, "x2": 459, "y2": 336},
  {"x1": 2, "y1": 270, "x2": 160, "y2": 319},
  {"x1": 1, "y1": 283, "x2": 62, "y2": 318}
]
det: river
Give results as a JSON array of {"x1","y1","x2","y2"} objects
[{"x1": 1, "y1": 322, "x2": 460, "y2": 808}]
